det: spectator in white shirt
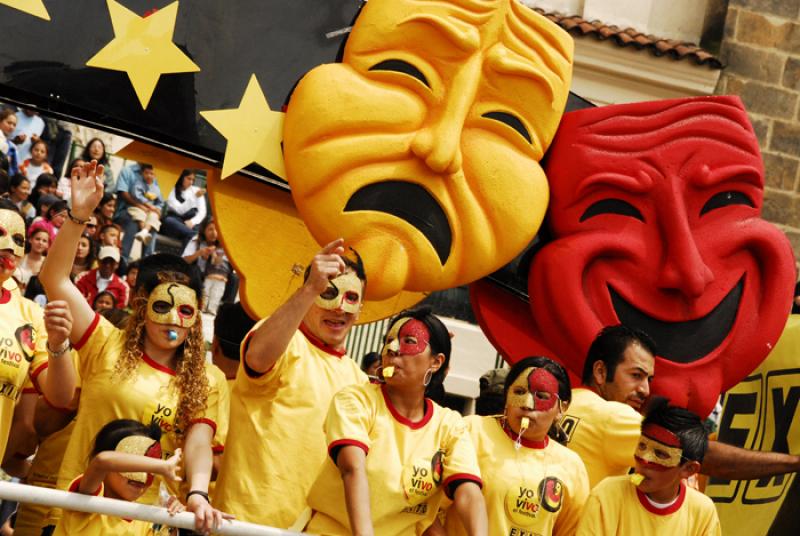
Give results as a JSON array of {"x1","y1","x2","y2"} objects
[{"x1": 161, "y1": 169, "x2": 206, "y2": 245}]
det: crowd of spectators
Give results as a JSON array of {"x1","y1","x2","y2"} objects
[{"x1": 0, "y1": 105, "x2": 237, "y2": 316}]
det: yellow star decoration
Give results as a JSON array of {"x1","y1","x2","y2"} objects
[
  {"x1": 86, "y1": 0, "x2": 200, "y2": 109},
  {"x1": 0, "y1": 0, "x2": 50, "y2": 20},
  {"x1": 200, "y1": 74, "x2": 286, "y2": 180}
]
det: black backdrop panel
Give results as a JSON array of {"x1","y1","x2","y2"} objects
[{"x1": 0, "y1": 0, "x2": 360, "y2": 181}]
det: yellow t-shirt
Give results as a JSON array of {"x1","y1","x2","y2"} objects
[
  {"x1": 57, "y1": 313, "x2": 224, "y2": 503},
  {"x1": 305, "y1": 383, "x2": 482, "y2": 536},
  {"x1": 446, "y1": 415, "x2": 589, "y2": 536},
  {"x1": 214, "y1": 325, "x2": 367, "y2": 527},
  {"x1": 576, "y1": 475, "x2": 721, "y2": 536},
  {"x1": 15, "y1": 352, "x2": 81, "y2": 535},
  {"x1": 54, "y1": 477, "x2": 164, "y2": 536},
  {"x1": 560, "y1": 387, "x2": 642, "y2": 488},
  {"x1": 0, "y1": 286, "x2": 48, "y2": 463}
]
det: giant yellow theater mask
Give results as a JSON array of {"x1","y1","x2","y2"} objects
[{"x1": 284, "y1": 0, "x2": 573, "y2": 299}]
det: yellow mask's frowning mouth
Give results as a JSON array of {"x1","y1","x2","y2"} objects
[{"x1": 284, "y1": 0, "x2": 574, "y2": 300}]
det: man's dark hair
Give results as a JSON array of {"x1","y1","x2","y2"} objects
[
  {"x1": 140, "y1": 162, "x2": 154, "y2": 171},
  {"x1": 581, "y1": 324, "x2": 657, "y2": 385},
  {"x1": 360, "y1": 351, "x2": 380, "y2": 373},
  {"x1": 214, "y1": 302, "x2": 257, "y2": 361},
  {"x1": 642, "y1": 397, "x2": 708, "y2": 463}
]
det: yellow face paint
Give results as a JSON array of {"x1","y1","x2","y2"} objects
[
  {"x1": 284, "y1": 0, "x2": 574, "y2": 300},
  {"x1": 315, "y1": 271, "x2": 363, "y2": 314},
  {"x1": 0, "y1": 209, "x2": 26, "y2": 258},
  {"x1": 115, "y1": 435, "x2": 162, "y2": 485},
  {"x1": 635, "y1": 435, "x2": 683, "y2": 469},
  {"x1": 146, "y1": 282, "x2": 198, "y2": 328}
]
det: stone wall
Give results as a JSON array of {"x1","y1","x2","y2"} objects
[{"x1": 717, "y1": 0, "x2": 800, "y2": 267}]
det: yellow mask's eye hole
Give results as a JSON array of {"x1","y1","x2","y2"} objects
[
  {"x1": 178, "y1": 305, "x2": 195, "y2": 319},
  {"x1": 12, "y1": 234, "x2": 24, "y2": 247},
  {"x1": 637, "y1": 442, "x2": 647, "y2": 451},
  {"x1": 152, "y1": 300, "x2": 172, "y2": 314},
  {"x1": 319, "y1": 286, "x2": 339, "y2": 300},
  {"x1": 343, "y1": 291, "x2": 360, "y2": 304},
  {"x1": 368, "y1": 59, "x2": 430, "y2": 88},
  {"x1": 655, "y1": 449, "x2": 671, "y2": 460},
  {"x1": 482, "y1": 111, "x2": 532, "y2": 144},
  {"x1": 0, "y1": 227, "x2": 6, "y2": 237},
  {"x1": 512, "y1": 386, "x2": 527, "y2": 396}
]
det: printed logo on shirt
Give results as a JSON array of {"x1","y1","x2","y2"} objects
[
  {"x1": 402, "y1": 450, "x2": 444, "y2": 506},
  {"x1": 538, "y1": 477, "x2": 564, "y2": 513},
  {"x1": 0, "y1": 381, "x2": 20, "y2": 400},
  {"x1": 14, "y1": 324, "x2": 36, "y2": 362},
  {"x1": 142, "y1": 399, "x2": 178, "y2": 435},
  {"x1": 559, "y1": 415, "x2": 580, "y2": 444},
  {"x1": 508, "y1": 528, "x2": 544, "y2": 536},
  {"x1": 0, "y1": 336, "x2": 25, "y2": 367}
]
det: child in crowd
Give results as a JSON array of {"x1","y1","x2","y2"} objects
[
  {"x1": 98, "y1": 223, "x2": 122, "y2": 248},
  {"x1": 92, "y1": 290, "x2": 117, "y2": 313},
  {"x1": 94, "y1": 192, "x2": 116, "y2": 228},
  {"x1": 182, "y1": 218, "x2": 232, "y2": 315},
  {"x1": 15, "y1": 227, "x2": 49, "y2": 291},
  {"x1": 54, "y1": 419, "x2": 184, "y2": 535},
  {"x1": 29, "y1": 173, "x2": 58, "y2": 210},
  {"x1": 128, "y1": 165, "x2": 164, "y2": 247},
  {"x1": 7, "y1": 174, "x2": 35, "y2": 221},
  {"x1": 0, "y1": 109, "x2": 19, "y2": 175},
  {"x1": 577, "y1": 399, "x2": 721, "y2": 535},
  {"x1": 19, "y1": 139, "x2": 54, "y2": 185},
  {"x1": 28, "y1": 199, "x2": 67, "y2": 243},
  {"x1": 72, "y1": 232, "x2": 96, "y2": 278}
]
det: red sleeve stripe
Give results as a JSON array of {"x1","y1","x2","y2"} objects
[
  {"x1": 189, "y1": 418, "x2": 217, "y2": 435},
  {"x1": 29, "y1": 362, "x2": 48, "y2": 392},
  {"x1": 328, "y1": 439, "x2": 369, "y2": 458},
  {"x1": 21, "y1": 387, "x2": 38, "y2": 395},
  {"x1": 212, "y1": 445, "x2": 225, "y2": 454},
  {"x1": 443, "y1": 473, "x2": 483, "y2": 499},
  {"x1": 74, "y1": 313, "x2": 101, "y2": 350},
  {"x1": 42, "y1": 393, "x2": 75, "y2": 413}
]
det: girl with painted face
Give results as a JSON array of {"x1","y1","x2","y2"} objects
[
  {"x1": 302, "y1": 306, "x2": 488, "y2": 536},
  {"x1": 39, "y1": 161, "x2": 231, "y2": 535},
  {"x1": 55, "y1": 419, "x2": 184, "y2": 535},
  {"x1": 444, "y1": 357, "x2": 590, "y2": 536}
]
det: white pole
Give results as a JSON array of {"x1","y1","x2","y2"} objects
[{"x1": 0, "y1": 481, "x2": 305, "y2": 536}]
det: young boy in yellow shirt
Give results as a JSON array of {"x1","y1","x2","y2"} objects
[{"x1": 577, "y1": 400, "x2": 721, "y2": 535}]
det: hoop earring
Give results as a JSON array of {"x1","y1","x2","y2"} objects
[
  {"x1": 422, "y1": 367, "x2": 434, "y2": 387},
  {"x1": 375, "y1": 366, "x2": 386, "y2": 383}
]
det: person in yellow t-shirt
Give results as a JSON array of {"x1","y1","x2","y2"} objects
[
  {"x1": 0, "y1": 199, "x2": 76, "y2": 466},
  {"x1": 444, "y1": 356, "x2": 590, "y2": 536},
  {"x1": 577, "y1": 400, "x2": 721, "y2": 535},
  {"x1": 39, "y1": 160, "x2": 231, "y2": 535},
  {"x1": 302, "y1": 307, "x2": 487, "y2": 535},
  {"x1": 214, "y1": 238, "x2": 368, "y2": 528},
  {"x1": 55, "y1": 419, "x2": 184, "y2": 536}
]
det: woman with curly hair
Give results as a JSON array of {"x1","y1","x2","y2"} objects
[{"x1": 39, "y1": 160, "x2": 231, "y2": 534}]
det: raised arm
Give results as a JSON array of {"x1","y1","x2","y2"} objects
[
  {"x1": 337, "y1": 445, "x2": 374, "y2": 536},
  {"x1": 184, "y1": 423, "x2": 234, "y2": 534},
  {"x1": 80, "y1": 448, "x2": 182, "y2": 495},
  {"x1": 243, "y1": 238, "x2": 346, "y2": 374},
  {"x1": 39, "y1": 161, "x2": 105, "y2": 342}
]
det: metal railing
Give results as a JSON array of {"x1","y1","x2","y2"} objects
[{"x1": 0, "y1": 481, "x2": 303, "y2": 536}]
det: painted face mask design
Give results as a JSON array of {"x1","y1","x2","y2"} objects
[
  {"x1": 382, "y1": 317, "x2": 430, "y2": 357},
  {"x1": 0, "y1": 209, "x2": 26, "y2": 264},
  {"x1": 472, "y1": 95, "x2": 797, "y2": 418},
  {"x1": 635, "y1": 424, "x2": 683, "y2": 470},
  {"x1": 315, "y1": 271, "x2": 362, "y2": 314},
  {"x1": 116, "y1": 435, "x2": 163, "y2": 485},
  {"x1": 147, "y1": 282, "x2": 198, "y2": 328},
  {"x1": 284, "y1": 0, "x2": 574, "y2": 300},
  {"x1": 506, "y1": 367, "x2": 559, "y2": 412}
]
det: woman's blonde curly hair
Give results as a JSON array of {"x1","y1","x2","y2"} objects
[{"x1": 113, "y1": 271, "x2": 209, "y2": 437}]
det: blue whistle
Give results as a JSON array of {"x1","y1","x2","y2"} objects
[{"x1": 167, "y1": 330, "x2": 178, "y2": 341}]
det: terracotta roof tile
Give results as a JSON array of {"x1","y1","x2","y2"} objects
[{"x1": 535, "y1": 8, "x2": 723, "y2": 69}]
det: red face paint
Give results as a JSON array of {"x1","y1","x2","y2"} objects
[
  {"x1": 528, "y1": 368, "x2": 559, "y2": 411},
  {"x1": 397, "y1": 318, "x2": 430, "y2": 355}
]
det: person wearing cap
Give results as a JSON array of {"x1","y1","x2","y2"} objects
[{"x1": 74, "y1": 245, "x2": 129, "y2": 309}]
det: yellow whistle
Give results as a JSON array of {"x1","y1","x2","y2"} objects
[
  {"x1": 630, "y1": 473, "x2": 645, "y2": 486},
  {"x1": 383, "y1": 366, "x2": 395, "y2": 378},
  {"x1": 520, "y1": 417, "x2": 530, "y2": 430}
]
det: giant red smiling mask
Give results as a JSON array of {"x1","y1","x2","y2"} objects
[{"x1": 472, "y1": 96, "x2": 796, "y2": 417}]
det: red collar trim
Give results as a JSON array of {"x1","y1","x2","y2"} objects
[
  {"x1": 380, "y1": 384, "x2": 433, "y2": 430},
  {"x1": 0, "y1": 288, "x2": 10, "y2": 304},
  {"x1": 141, "y1": 353, "x2": 176, "y2": 376},
  {"x1": 636, "y1": 481, "x2": 686, "y2": 516},
  {"x1": 299, "y1": 323, "x2": 346, "y2": 357},
  {"x1": 501, "y1": 421, "x2": 549, "y2": 449}
]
